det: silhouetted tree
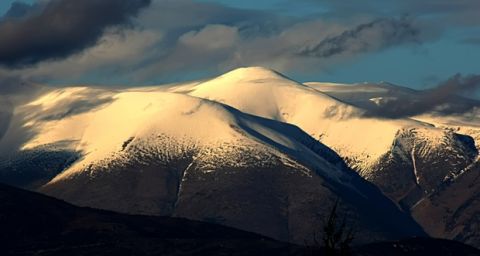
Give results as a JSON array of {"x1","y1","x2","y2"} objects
[{"x1": 322, "y1": 199, "x2": 355, "y2": 256}]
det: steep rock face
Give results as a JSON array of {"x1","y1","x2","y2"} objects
[
  {"x1": 367, "y1": 127, "x2": 477, "y2": 209},
  {"x1": 405, "y1": 115, "x2": 480, "y2": 248}
]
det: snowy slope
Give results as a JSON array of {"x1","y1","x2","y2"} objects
[
  {"x1": 19, "y1": 88, "x2": 345, "y2": 183},
  {"x1": 0, "y1": 87, "x2": 424, "y2": 244},
  {"x1": 171, "y1": 67, "x2": 471, "y2": 182},
  {"x1": 159, "y1": 67, "x2": 419, "y2": 173}
]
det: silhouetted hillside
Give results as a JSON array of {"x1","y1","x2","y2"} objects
[{"x1": 1, "y1": 184, "x2": 479, "y2": 256}]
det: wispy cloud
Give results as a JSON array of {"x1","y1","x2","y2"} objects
[{"x1": 297, "y1": 17, "x2": 420, "y2": 58}]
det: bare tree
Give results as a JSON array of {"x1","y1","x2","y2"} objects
[{"x1": 322, "y1": 200, "x2": 355, "y2": 256}]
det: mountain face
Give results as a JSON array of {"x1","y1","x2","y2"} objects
[
  {"x1": 309, "y1": 81, "x2": 480, "y2": 247},
  {"x1": 170, "y1": 68, "x2": 478, "y2": 194},
  {"x1": 0, "y1": 67, "x2": 478, "y2": 248},
  {"x1": 0, "y1": 88, "x2": 423, "y2": 245}
]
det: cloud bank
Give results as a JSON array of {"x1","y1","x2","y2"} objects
[
  {"x1": 0, "y1": 0, "x2": 151, "y2": 67},
  {"x1": 0, "y1": 0, "x2": 475, "y2": 97}
]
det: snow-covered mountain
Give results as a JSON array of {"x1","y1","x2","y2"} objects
[
  {"x1": 0, "y1": 67, "x2": 478, "y2": 247},
  {"x1": 0, "y1": 87, "x2": 424, "y2": 245},
  {"x1": 156, "y1": 67, "x2": 480, "y2": 247}
]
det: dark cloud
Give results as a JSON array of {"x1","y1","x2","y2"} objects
[
  {"x1": 297, "y1": 17, "x2": 420, "y2": 58},
  {"x1": 0, "y1": 0, "x2": 151, "y2": 68},
  {"x1": 365, "y1": 74, "x2": 480, "y2": 118}
]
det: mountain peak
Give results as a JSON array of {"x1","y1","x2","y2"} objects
[
  {"x1": 187, "y1": 66, "x2": 308, "y2": 99},
  {"x1": 219, "y1": 67, "x2": 290, "y2": 81}
]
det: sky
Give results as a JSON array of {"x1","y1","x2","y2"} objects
[{"x1": 0, "y1": 0, "x2": 479, "y2": 94}]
